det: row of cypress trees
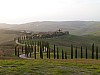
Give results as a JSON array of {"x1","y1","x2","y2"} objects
[
  {"x1": 15, "y1": 36, "x2": 99, "y2": 59},
  {"x1": 53, "y1": 44, "x2": 99, "y2": 59},
  {"x1": 71, "y1": 44, "x2": 99, "y2": 59},
  {"x1": 53, "y1": 45, "x2": 67, "y2": 59},
  {"x1": 15, "y1": 38, "x2": 51, "y2": 59}
]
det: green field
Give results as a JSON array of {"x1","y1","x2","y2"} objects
[
  {"x1": 0, "y1": 59, "x2": 100, "y2": 75},
  {"x1": 27, "y1": 34, "x2": 100, "y2": 48}
]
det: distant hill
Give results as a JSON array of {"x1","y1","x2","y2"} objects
[
  {"x1": 1, "y1": 21, "x2": 100, "y2": 36},
  {"x1": 0, "y1": 23, "x2": 17, "y2": 29}
]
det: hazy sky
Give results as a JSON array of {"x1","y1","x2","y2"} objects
[{"x1": 0, "y1": 0, "x2": 100, "y2": 24}]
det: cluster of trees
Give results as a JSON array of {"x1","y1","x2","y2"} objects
[
  {"x1": 15, "y1": 38, "x2": 51, "y2": 59},
  {"x1": 15, "y1": 37, "x2": 99, "y2": 60},
  {"x1": 50, "y1": 45, "x2": 68, "y2": 59}
]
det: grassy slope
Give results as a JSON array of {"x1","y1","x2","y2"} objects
[
  {"x1": 0, "y1": 29, "x2": 19, "y2": 44},
  {"x1": 0, "y1": 29, "x2": 20, "y2": 58},
  {"x1": 71, "y1": 24, "x2": 100, "y2": 36},
  {"x1": 89, "y1": 31, "x2": 100, "y2": 36},
  {"x1": 0, "y1": 59, "x2": 100, "y2": 75},
  {"x1": 34, "y1": 35, "x2": 100, "y2": 49}
]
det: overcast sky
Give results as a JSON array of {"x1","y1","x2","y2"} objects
[{"x1": 0, "y1": 0, "x2": 100, "y2": 24}]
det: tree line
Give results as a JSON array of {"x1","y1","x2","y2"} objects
[{"x1": 15, "y1": 37, "x2": 99, "y2": 59}]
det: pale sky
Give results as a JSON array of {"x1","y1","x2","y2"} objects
[{"x1": 0, "y1": 0, "x2": 100, "y2": 24}]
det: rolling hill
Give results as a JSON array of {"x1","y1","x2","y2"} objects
[
  {"x1": 0, "y1": 21, "x2": 100, "y2": 36},
  {"x1": 0, "y1": 29, "x2": 19, "y2": 44}
]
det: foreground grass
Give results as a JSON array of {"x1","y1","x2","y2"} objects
[{"x1": 0, "y1": 59, "x2": 100, "y2": 75}]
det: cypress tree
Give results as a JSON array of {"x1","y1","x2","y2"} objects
[
  {"x1": 65, "y1": 51, "x2": 67, "y2": 59},
  {"x1": 15, "y1": 46, "x2": 17, "y2": 56},
  {"x1": 23, "y1": 36, "x2": 25, "y2": 40},
  {"x1": 37, "y1": 41, "x2": 39, "y2": 52},
  {"x1": 42, "y1": 41, "x2": 44, "y2": 52},
  {"x1": 47, "y1": 42, "x2": 49, "y2": 58},
  {"x1": 71, "y1": 44, "x2": 73, "y2": 59},
  {"x1": 34, "y1": 45, "x2": 36, "y2": 59},
  {"x1": 75, "y1": 47, "x2": 77, "y2": 59},
  {"x1": 57, "y1": 47, "x2": 59, "y2": 59},
  {"x1": 44, "y1": 41, "x2": 46, "y2": 52},
  {"x1": 41, "y1": 41, "x2": 43, "y2": 59},
  {"x1": 40, "y1": 42, "x2": 43, "y2": 59},
  {"x1": 92, "y1": 43, "x2": 94, "y2": 59},
  {"x1": 31, "y1": 45, "x2": 33, "y2": 52},
  {"x1": 62, "y1": 50, "x2": 64, "y2": 59},
  {"x1": 23, "y1": 36, "x2": 24, "y2": 40},
  {"x1": 30, "y1": 50, "x2": 32, "y2": 57},
  {"x1": 25, "y1": 44, "x2": 26, "y2": 56},
  {"x1": 96, "y1": 46, "x2": 98, "y2": 60},
  {"x1": 49, "y1": 47, "x2": 50, "y2": 59},
  {"x1": 54, "y1": 44, "x2": 56, "y2": 59},
  {"x1": 29, "y1": 45, "x2": 31, "y2": 57},
  {"x1": 40, "y1": 42, "x2": 42, "y2": 58},
  {"x1": 81, "y1": 46, "x2": 83, "y2": 59},
  {"x1": 41, "y1": 50, "x2": 43, "y2": 59},
  {"x1": 18, "y1": 47, "x2": 19, "y2": 57},
  {"x1": 22, "y1": 46, "x2": 23, "y2": 53},
  {"x1": 42, "y1": 44, "x2": 43, "y2": 59},
  {"x1": 26, "y1": 45, "x2": 29, "y2": 57},
  {"x1": 86, "y1": 47, "x2": 87, "y2": 59},
  {"x1": 25, "y1": 45, "x2": 28, "y2": 56},
  {"x1": 25, "y1": 45, "x2": 27, "y2": 56},
  {"x1": 42, "y1": 41, "x2": 45, "y2": 52}
]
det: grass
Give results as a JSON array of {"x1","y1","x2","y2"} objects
[
  {"x1": 23, "y1": 34, "x2": 100, "y2": 49},
  {"x1": 0, "y1": 59, "x2": 100, "y2": 75}
]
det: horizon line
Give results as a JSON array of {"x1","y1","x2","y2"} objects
[{"x1": 0, "y1": 20, "x2": 100, "y2": 25}]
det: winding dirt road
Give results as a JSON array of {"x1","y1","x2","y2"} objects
[
  {"x1": 16, "y1": 40, "x2": 34, "y2": 59},
  {"x1": 19, "y1": 54, "x2": 34, "y2": 59}
]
